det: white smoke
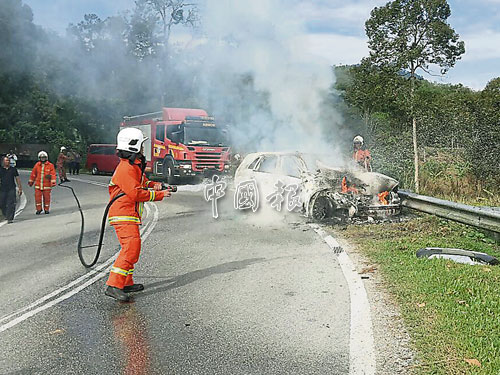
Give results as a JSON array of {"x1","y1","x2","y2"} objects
[{"x1": 175, "y1": 0, "x2": 344, "y2": 158}]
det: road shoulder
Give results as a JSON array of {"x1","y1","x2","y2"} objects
[{"x1": 323, "y1": 225, "x2": 415, "y2": 375}]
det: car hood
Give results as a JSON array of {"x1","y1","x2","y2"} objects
[{"x1": 301, "y1": 161, "x2": 399, "y2": 196}]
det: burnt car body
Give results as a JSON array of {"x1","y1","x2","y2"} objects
[{"x1": 234, "y1": 152, "x2": 401, "y2": 221}]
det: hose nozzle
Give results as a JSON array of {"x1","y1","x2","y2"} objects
[{"x1": 162, "y1": 183, "x2": 177, "y2": 192}]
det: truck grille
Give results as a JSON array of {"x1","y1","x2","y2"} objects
[{"x1": 194, "y1": 151, "x2": 221, "y2": 161}]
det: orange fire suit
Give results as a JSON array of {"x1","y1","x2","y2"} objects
[
  {"x1": 106, "y1": 158, "x2": 165, "y2": 289},
  {"x1": 29, "y1": 161, "x2": 56, "y2": 212},
  {"x1": 56, "y1": 153, "x2": 70, "y2": 182},
  {"x1": 353, "y1": 149, "x2": 372, "y2": 171}
]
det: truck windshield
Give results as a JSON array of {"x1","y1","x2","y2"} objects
[{"x1": 184, "y1": 126, "x2": 227, "y2": 147}]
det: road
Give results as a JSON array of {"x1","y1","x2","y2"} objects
[{"x1": 0, "y1": 172, "x2": 369, "y2": 374}]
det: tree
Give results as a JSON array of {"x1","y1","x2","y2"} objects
[
  {"x1": 134, "y1": 0, "x2": 199, "y2": 104},
  {"x1": 68, "y1": 14, "x2": 105, "y2": 52},
  {"x1": 365, "y1": 0, "x2": 465, "y2": 192},
  {"x1": 0, "y1": 0, "x2": 39, "y2": 73},
  {"x1": 336, "y1": 62, "x2": 409, "y2": 135},
  {"x1": 140, "y1": 0, "x2": 198, "y2": 56},
  {"x1": 471, "y1": 78, "x2": 500, "y2": 183}
]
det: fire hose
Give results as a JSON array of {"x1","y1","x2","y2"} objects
[{"x1": 58, "y1": 181, "x2": 177, "y2": 268}]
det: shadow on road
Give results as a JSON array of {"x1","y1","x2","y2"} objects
[{"x1": 136, "y1": 258, "x2": 265, "y2": 298}]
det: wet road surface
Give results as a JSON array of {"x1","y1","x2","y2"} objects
[{"x1": 0, "y1": 173, "x2": 350, "y2": 374}]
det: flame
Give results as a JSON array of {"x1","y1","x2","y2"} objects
[
  {"x1": 378, "y1": 191, "x2": 390, "y2": 205},
  {"x1": 341, "y1": 176, "x2": 359, "y2": 194}
]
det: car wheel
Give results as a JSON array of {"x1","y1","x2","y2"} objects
[
  {"x1": 91, "y1": 165, "x2": 99, "y2": 175},
  {"x1": 310, "y1": 194, "x2": 333, "y2": 221}
]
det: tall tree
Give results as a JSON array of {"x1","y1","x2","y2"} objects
[
  {"x1": 135, "y1": 0, "x2": 199, "y2": 104},
  {"x1": 365, "y1": 0, "x2": 464, "y2": 192},
  {"x1": 68, "y1": 14, "x2": 105, "y2": 53},
  {"x1": 141, "y1": 0, "x2": 198, "y2": 56}
]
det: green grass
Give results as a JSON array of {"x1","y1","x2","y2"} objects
[{"x1": 339, "y1": 215, "x2": 500, "y2": 375}]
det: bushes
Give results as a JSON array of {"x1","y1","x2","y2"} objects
[{"x1": 334, "y1": 65, "x2": 499, "y2": 198}]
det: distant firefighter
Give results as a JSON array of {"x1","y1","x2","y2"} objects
[
  {"x1": 28, "y1": 151, "x2": 56, "y2": 214},
  {"x1": 352, "y1": 135, "x2": 372, "y2": 172},
  {"x1": 57, "y1": 146, "x2": 71, "y2": 183}
]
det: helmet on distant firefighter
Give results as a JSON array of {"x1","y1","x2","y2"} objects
[
  {"x1": 60, "y1": 146, "x2": 67, "y2": 152},
  {"x1": 353, "y1": 135, "x2": 364, "y2": 145},
  {"x1": 116, "y1": 127, "x2": 148, "y2": 154},
  {"x1": 38, "y1": 151, "x2": 48, "y2": 161}
]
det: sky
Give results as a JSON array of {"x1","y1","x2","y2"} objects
[{"x1": 24, "y1": 0, "x2": 500, "y2": 90}]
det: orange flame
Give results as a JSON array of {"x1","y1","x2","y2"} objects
[
  {"x1": 342, "y1": 176, "x2": 359, "y2": 194},
  {"x1": 378, "y1": 191, "x2": 389, "y2": 205}
]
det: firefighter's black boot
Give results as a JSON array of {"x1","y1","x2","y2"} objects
[
  {"x1": 123, "y1": 284, "x2": 144, "y2": 293},
  {"x1": 35, "y1": 210, "x2": 42, "y2": 215},
  {"x1": 105, "y1": 286, "x2": 130, "y2": 302}
]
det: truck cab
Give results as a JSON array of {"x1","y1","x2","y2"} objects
[{"x1": 121, "y1": 108, "x2": 231, "y2": 183}]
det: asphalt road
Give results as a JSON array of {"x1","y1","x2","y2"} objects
[{"x1": 0, "y1": 173, "x2": 351, "y2": 374}]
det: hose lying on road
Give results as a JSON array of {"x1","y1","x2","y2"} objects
[
  {"x1": 58, "y1": 181, "x2": 124, "y2": 268},
  {"x1": 59, "y1": 181, "x2": 176, "y2": 268}
]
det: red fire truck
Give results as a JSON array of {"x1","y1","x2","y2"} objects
[{"x1": 120, "y1": 108, "x2": 231, "y2": 183}]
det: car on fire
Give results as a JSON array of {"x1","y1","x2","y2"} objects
[{"x1": 234, "y1": 152, "x2": 401, "y2": 221}]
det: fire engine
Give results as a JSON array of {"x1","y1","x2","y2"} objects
[{"x1": 120, "y1": 108, "x2": 231, "y2": 183}]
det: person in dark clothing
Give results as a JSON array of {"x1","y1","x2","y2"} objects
[
  {"x1": 68, "y1": 151, "x2": 76, "y2": 175},
  {"x1": 73, "y1": 151, "x2": 81, "y2": 174},
  {"x1": 0, "y1": 156, "x2": 22, "y2": 223}
]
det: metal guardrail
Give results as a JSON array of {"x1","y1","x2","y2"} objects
[{"x1": 398, "y1": 190, "x2": 500, "y2": 234}]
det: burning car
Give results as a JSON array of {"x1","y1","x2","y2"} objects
[{"x1": 234, "y1": 152, "x2": 401, "y2": 221}]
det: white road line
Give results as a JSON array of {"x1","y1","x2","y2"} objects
[
  {"x1": 0, "y1": 203, "x2": 157, "y2": 333},
  {"x1": 0, "y1": 204, "x2": 158, "y2": 333},
  {"x1": 309, "y1": 223, "x2": 376, "y2": 375},
  {"x1": 0, "y1": 203, "x2": 151, "y2": 324},
  {"x1": 0, "y1": 177, "x2": 159, "y2": 333},
  {"x1": 0, "y1": 191, "x2": 27, "y2": 228},
  {"x1": 324, "y1": 235, "x2": 343, "y2": 254},
  {"x1": 0, "y1": 205, "x2": 149, "y2": 324}
]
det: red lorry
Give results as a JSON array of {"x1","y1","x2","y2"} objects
[{"x1": 120, "y1": 108, "x2": 231, "y2": 183}]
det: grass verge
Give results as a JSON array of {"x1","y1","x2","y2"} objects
[{"x1": 338, "y1": 214, "x2": 500, "y2": 375}]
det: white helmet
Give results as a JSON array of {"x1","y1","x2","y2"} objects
[
  {"x1": 60, "y1": 146, "x2": 66, "y2": 152},
  {"x1": 353, "y1": 135, "x2": 364, "y2": 145},
  {"x1": 117, "y1": 127, "x2": 148, "y2": 153},
  {"x1": 38, "y1": 151, "x2": 48, "y2": 160}
]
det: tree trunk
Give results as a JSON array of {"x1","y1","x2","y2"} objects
[
  {"x1": 410, "y1": 67, "x2": 419, "y2": 193},
  {"x1": 412, "y1": 116, "x2": 419, "y2": 193}
]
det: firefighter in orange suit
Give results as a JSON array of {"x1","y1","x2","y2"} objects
[
  {"x1": 352, "y1": 135, "x2": 372, "y2": 172},
  {"x1": 28, "y1": 151, "x2": 57, "y2": 214},
  {"x1": 57, "y1": 146, "x2": 71, "y2": 183},
  {"x1": 105, "y1": 127, "x2": 170, "y2": 302}
]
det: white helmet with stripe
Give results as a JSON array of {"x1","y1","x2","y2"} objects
[
  {"x1": 38, "y1": 151, "x2": 48, "y2": 160},
  {"x1": 353, "y1": 135, "x2": 364, "y2": 145},
  {"x1": 117, "y1": 127, "x2": 148, "y2": 153}
]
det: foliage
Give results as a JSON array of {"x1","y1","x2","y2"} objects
[
  {"x1": 365, "y1": 0, "x2": 465, "y2": 192},
  {"x1": 365, "y1": 0, "x2": 465, "y2": 75},
  {"x1": 342, "y1": 215, "x2": 500, "y2": 374},
  {"x1": 471, "y1": 78, "x2": 500, "y2": 182},
  {"x1": 333, "y1": 66, "x2": 499, "y2": 195}
]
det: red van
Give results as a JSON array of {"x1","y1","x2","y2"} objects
[{"x1": 86, "y1": 144, "x2": 119, "y2": 175}]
